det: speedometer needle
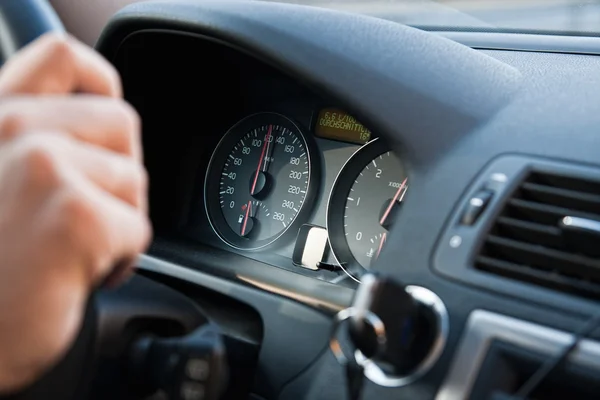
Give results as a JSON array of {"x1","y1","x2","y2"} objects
[
  {"x1": 251, "y1": 125, "x2": 273, "y2": 196},
  {"x1": 375, "y1": 232, "x2": 387, "y2": 260},
  {"x1": 241, "y1": 201, "x2": 252, "y2": 236},
  {"x1": 379, "y1": 177, "x2": 408, "y2": 226}
]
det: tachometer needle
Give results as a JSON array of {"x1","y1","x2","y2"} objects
[
  {"x1": 251, "y1": 125, "x2": 273, "y2": 196},
  {"x1": 241, "y1": 201, "x2": 252, "y2": 236},
  {"x1": 375, "y1": 232, "x2": 387, "y2": 260},
  {"x1": 379, "y1": 177, "x2": 408, "y2": 226}
]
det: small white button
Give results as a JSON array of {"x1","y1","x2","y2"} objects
[
  {"x1": 186, "y1": 358, "x2": 210, "y2": 381},
  {"x1": 490, "y1": 173, "x2": 508, "y2": 183},
  {"x1": 449, "y1": 235, "x2": 462, "y2": 248}
]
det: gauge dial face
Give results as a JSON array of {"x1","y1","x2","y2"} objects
[
  {"x1": 327, "y1": 139, "x2": 407, "y2": 280},
  {"x1": 344, "y1": 151, "x2": 406, "y2": 268},
  {"x1": 205, "y1": 113, "x2": 314, "y2": 250}
]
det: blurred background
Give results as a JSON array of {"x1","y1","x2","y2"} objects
[
  {"x1": 276, "y1": 0, "x2": 600, "y2": 34},
  {"x1": 51, "y1": 0, "x2": 600, "y2": 47}
]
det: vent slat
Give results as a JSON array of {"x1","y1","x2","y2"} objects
[
  {"x1": 485, "y1": 235, "x2": 600, "y2": 280},
  {"x1": 496, "y1": 216, "x2": 563, "y2": 248},
  {"x1": 507, "y1": 198, "x2": 600, "y2": 225},
  {"x1": 475, "y1": 170, "x2": 600, "y2": 300},
  {"x1": 475, "y1": 256, "x2": 600, "y2": 298},
  {"x1": 521, "y1": 182, "x2": 600, "y2": 215},
  {"x1": 528, "y1": 172, "x2": 600, "y2": 195}
]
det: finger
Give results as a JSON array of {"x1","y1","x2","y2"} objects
[
  {"x1": 101, "y1": 257, "x2": 137, "y2": 289},
  {"x1": 8, "y1": 133, "x2": 147, "y2": 211},
  {"x1": 0, "y1": 33, "x2": 121, "y2": 97},
  {"x1": 82, "y1": 186, "x2": 151, "y2": 285},
  {"x1": 0, "y1": 96, "x2": 142, "y2": 161},
  {"x1": 58, "y1": 174, "x2": 151, "y2": 285},
  {"x1": 66, "y1": 140, "x2": 148, "y2": 211}
]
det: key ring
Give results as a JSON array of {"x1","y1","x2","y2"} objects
[{"x1": 329, "y1": 307, "x2": 387, "y2": 365}]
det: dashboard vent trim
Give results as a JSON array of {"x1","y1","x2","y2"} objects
[{"x1": 474, "y1": 170, "x2": 600, "y2": 299}]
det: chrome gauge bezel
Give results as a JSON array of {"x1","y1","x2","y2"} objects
[
  {"x1": 204, "y1": 112, "x2": 318, "y2": 251},
  {"x1": 326, "y1": 138, "x2": 405, "y2": 281}
]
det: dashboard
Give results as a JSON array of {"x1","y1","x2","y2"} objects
[
  {"x1": 200, "y1": 109, "x2": 407, "y2": 284},
  {"x1": 95, "y1": 2, "x2": 600, "y2": 399},
  {"x1": 116, "y1": 30, "x2": 408, "y2": 287}
]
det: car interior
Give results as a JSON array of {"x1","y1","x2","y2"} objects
[{"x1": 2, "y1": 0, "x2": 600, "y2": 399}]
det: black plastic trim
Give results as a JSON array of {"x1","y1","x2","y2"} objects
[
  {"x1": 147, "y1": 238, "x2": 354, "y2": 313},
  {"x1": 136, "y1": 253, "x2": 347, "y2": 398},
  {"x1": 96, "y1": 1, "x2": 521, "y2": 168},
  {"x1": 434, "y1": 154, "x2": 600, "y2": 318}
]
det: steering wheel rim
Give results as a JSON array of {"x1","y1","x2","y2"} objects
[{"x1": 0, "y1": 0, "x2": 64, "y2": 64}]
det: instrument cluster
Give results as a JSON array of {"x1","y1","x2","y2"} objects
[{"x1": 202, "y1": 108, "x2": 408, "y2": 283}]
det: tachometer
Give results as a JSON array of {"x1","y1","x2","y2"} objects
[
  {"x1": 205, "y1": 113, "x2": 316, "y2": 250},
  {"x1": 327, "y1": 138, "x2": 407, "y2": 281}
]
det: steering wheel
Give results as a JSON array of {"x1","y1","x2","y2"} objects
[{"x1": 0, "y1": 0, "x2": 64, "y2": 64}]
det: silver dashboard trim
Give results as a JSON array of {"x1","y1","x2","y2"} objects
[
  {"x1": 325, "y1": 138, "x2": 380, "y2": 283},
  {"x1": 136, "y1": 254, "x2": 348, "y2": 313},
  {"x1": 436, "y1": 310, "x2": 600, "y2": 400}
]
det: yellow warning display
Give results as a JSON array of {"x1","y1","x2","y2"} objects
[{"x1": 315, "y1": 108, "x2": 372, "y2": 144}]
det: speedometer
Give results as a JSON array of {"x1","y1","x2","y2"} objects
[
  {"x1": 327, "y1": 138, "x2": 407, "y2": 281},
  {"x1": 205, "y1": 113, "x2": 316, "y2": 250}
]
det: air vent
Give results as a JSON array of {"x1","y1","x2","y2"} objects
[{"x1": 474, "y1": 171, "x2": 600, "y2": 299}]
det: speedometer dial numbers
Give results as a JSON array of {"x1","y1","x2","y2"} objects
[
  {"x1": 218, "y1": 124, "x2": 308, "y2": 242},
  {"x1": 205, "y1": 113, "x2": 316, "y2": 250},
  {"x1": 327, "y1": 139, "x2": 407, "y2": 281}
]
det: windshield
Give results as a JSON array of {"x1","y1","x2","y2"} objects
[{"x1": 272, "y1": 0, "x2": 600, "y2": 36}]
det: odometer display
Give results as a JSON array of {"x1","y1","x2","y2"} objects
[{"x1": 205, "y1": 113, "x2": 314, "y2": 250}]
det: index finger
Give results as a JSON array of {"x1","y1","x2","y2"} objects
[{"x1": 0, "y1": 33, "x2": 121, "y2": 97}]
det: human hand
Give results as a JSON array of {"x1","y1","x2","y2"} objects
[{"x1": 0, "y1": 33, "x2": 150, "y2": 393}]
